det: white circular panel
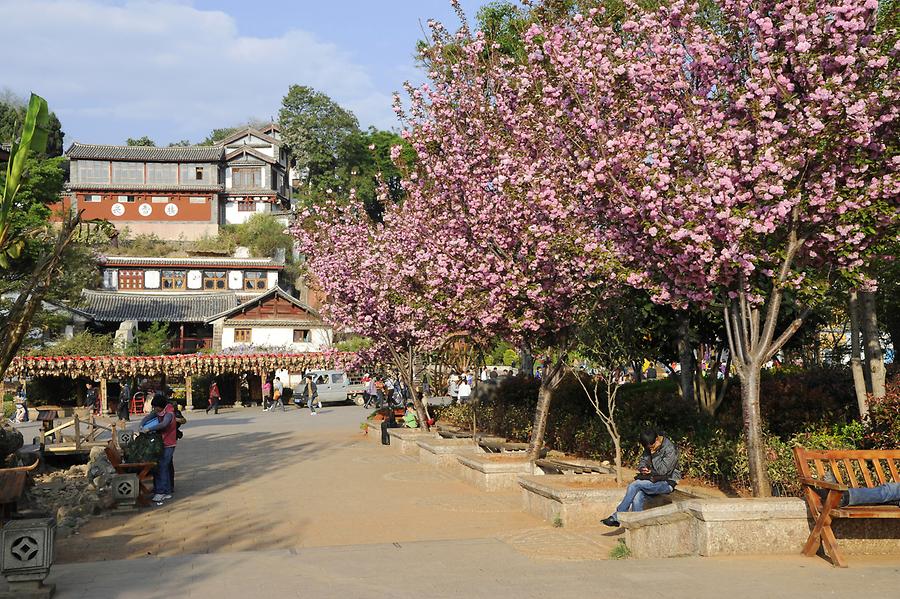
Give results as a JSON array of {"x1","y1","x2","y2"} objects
[
  {"x1": 110, "y1": 203, "x2": 125, "y2": 217},
  {"x1": 138, "y1": 203, "x2": 152, "y2": 217},
  {"x1": 164, "y1": 203, "x2": 178, "y2": 216}
]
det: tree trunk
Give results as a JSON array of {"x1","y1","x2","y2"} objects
[
  {"x1": 612, "y1": 436, "x2": 622, "y2": 485},
  {"x1": 632, "y1": 360, "x2": 643, "y2": 384},
  {"x1": 389, "y1": 344, "x2": 430, "y2": 432},
  {"x1": 526, "y1": 358, "x2": 564, "y2": 460},
  {"x1": 738, "y1": 366, "x2": 771, "y2": 497},
  {"x1": 677, "y1": 313, "x2": 694, "y2": 404},
  {"x1": 519, "y1": 344, "x2": 534, "y2": 377},
  {"x1": 848, "y1": 290, "x2": 870, "y2": 418},
  {"x1": 859, "y1": 290, "x2": 886, "y2": 399}
]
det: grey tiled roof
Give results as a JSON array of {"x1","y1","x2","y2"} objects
[
  {"x1": 81, "y1": 290, "x2": 240, "y2": 323},
  {"x1": 70, "y1": 182, "x2": 223, "y2": 192},
  {"x1": 67, "y1": 143, "x2": 224, "y2": 162},
  {"x1": 102, "y1": 256, "x2": 283, "y2": 268}
]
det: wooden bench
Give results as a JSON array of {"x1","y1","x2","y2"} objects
[
  {"x1": 0, "y1": 457, "x2": 40, "y2": 520},
  {"x1": 793, "y1": 447, "x2": 900, "y2": 567},
  {"x1": 105, "y1": 441, "x2": 156, "y2": 507}
]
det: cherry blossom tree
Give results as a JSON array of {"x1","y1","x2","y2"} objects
[{"x1": 518, "y1": 0, "x2": 898, "y2": 494}]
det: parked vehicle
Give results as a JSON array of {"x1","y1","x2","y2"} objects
[{"x1": 293, "y1": 370, "x2": 366, "y2": 406}]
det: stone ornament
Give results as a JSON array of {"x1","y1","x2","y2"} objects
[
  {"x1": 117, "y1": 430, "x2": 135, "y2": 447},
  {"x1": 111, "y1": 473, "x2": 139, "y2": 512},
  {"x1": 0, "y1": 517, "x2": 56, "y2": 599}
]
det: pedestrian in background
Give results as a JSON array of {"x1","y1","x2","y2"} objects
[{"x1": 207, "y1": 380, "x2": 221, "y2": 414}]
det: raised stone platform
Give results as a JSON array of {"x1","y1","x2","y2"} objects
[
  {"x1": 519, "y1": 474, "x2": 621, "y2": 527},
  {"x1": 417, "y1": 438, "x2": 484, "y2": 469},
  {"x1": 619, "y1": 497, "x2": 900, "y2": 559},
  {"x1": 386, "y1": 428, "x2": 437, "y2": 455},
  {"x1": 457, "y1": 454, "x2": 538, "y2": 492},
  {"x1": 519, "y1": 475, "x2": 702, "y2": 527}
]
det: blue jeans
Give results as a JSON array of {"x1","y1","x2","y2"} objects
[
  {"x1": 307, "y1": 396, "x2": 317, "y2": 413},
  {"x1": 847, "y1": 483, "x2": 900, "y2": 506},
  {"x1": 615, "y1": 479, "x2": 673, "y2": 517},
  {"x1": 154, "y1": 446, "x2": 176, "y2": 495}
]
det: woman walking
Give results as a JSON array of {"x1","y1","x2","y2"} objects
[{"x1": 207, "y1": 380, "x2": 221, "y2": 414}]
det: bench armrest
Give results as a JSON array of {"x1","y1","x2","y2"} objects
[{"x1": 799, "y1": 476, "x2": 848, "y2": 492}]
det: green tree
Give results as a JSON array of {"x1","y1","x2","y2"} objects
[
  {"x1": 0, "y1": 93, "x2": 65, "y2": 157},
  {"x1": 278, "y1": 85, "x2": 359, "y2": 194},
  {"x1": 128, "y1": 322, "x2": 172, "y2": 356},
  {"x1": 0, "y1": 94, "x2": 83, "y2": 379},
  {"x1": 30, "y1": 331, "x2": 115, "y2": 356},
  {"x1": 125, "y1": 136, "x2": 155, "y2": 147},
  {"x1": 224, "y1": 213, "x2": 293, "y2": 258},
  {"x1": 167, "y1": 139, "x2": 191, "y2": 147}
]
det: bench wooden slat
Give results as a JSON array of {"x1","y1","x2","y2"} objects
[
  {"x1": 842, "y1": 459, "x2": 858, "y2": 487},
  {"x1": 831, "y1": 506, "x2": 900, "y2": 519},
  {"x1": 872, "y1": 459, "x2": 888, "y2": 485},
  {"x1": 859, "y1": 460, "x2": 874, "y2": 487},
  {"x1": 887, "y1": 458, "x2": 900, "y2": 482}
]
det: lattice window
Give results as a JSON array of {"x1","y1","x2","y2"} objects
[
  {"x1": 147, "y1": 163, "x2": 177, "y2": 185},
  {"x1": 119, "y1": 269, "x2": 144, "y2": 290},
  {"x1": 77, "y1": 160, "x2": 110, "y2": 183},
  {"x1": 111, "y1": 162, "x2": 144, "y2": 184},
  {"x1": 232, "y1": 167, "x2": 261, "y2": 188},
  {"x1": 243, "y1": 271, "x2": 267, "y2": 290},
  {"x1": 293, "y1": 329, "x2": 311, "y2": 343},
  {"x1": 161, "y1": 270, "x2": 186, "y2": 290},
  {"x1": 203, "y1": 271, "x2": 227, "y2": 290},
  {"x1": 234, "y1": 328, "x2": 251, "y2": 343},
  {"x1": 237, "y1": 199, "x2": 256, "y2": 212}
]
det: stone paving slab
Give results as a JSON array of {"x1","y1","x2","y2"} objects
[{"x1": 6, "y1": 539, "x2": 898, "y2": 599}]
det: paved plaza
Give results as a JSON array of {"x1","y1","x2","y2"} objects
[{"x1": 5, "y1": 406, "x2": 899, "y2": 598}]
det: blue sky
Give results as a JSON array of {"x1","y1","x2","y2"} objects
[{"x1": 2, "y1": 0, "x2": 489, "y2": 146}]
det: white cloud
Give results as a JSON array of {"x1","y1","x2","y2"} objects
[{"x1": 0, "y1": 0, "x2": 398, "y2": 143}]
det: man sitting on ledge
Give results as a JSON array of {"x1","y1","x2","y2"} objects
[{"x1": 602, "y1": 428, "x2": 681, "y2": 528}]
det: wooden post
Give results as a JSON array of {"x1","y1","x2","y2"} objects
[
  {"x1": 185, "y1": 375, "x2": 193, "y2": 409},
  {"x1": 73, "y1": 414, "x2": 81, "y2": 451},
  {"x1": 234, "y1": 374, "x2": 240, "y2": 406},
  {"x1": 100, "y1": 378, "x2": 109, "y2": 414}
]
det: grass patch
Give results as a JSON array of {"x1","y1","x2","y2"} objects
[
  {"x1": 609, "y1": 539, "x2": 631, "y2": 560},
  {"x1": 552, "y1": 516, "x2": 563, "y2": 528}
]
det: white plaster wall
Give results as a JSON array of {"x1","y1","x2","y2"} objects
[
  {"x1": 228, "y1": 270, "x2": 243, "y2": 290},
  {"x1": 220, "y1": 325, "x2": 333, "y2": 352},
  {"x1": 266, "y1": 272, "x2": 279, "y2": 289},
  {"x1": 144, "y1": 270, "x2": 160, "y2": 289},
  {"x1": 187, "y1": 270, "x2": 202, "y2": 289},
  {"x1": 223, "y1": 201, "x2": 271, "y2": 225}
]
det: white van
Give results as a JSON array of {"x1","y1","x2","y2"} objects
[{"x1": 293, "y1": 370, "x2": 366, "y2": 406}]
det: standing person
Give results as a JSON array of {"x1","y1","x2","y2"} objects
[
  {"x1": 140, "y1": 394, "x2": 178, "y2": 504},
  {"x1": 364, "y1": 374, "x2": 376, "y2": 408},
  {"x1": 302, "y1": 374, "x2": 319, "y2": 415},
  {"x1": 267, "y1": 377, "x2": 285, "y2": 411},
  {"x1": 602, "y1": 429, "x2": 681, "y2": 527},
  {"x1": 85, "y1": 382, "x2": 99, "y2": 413},
  {"x1": 14, "y1": 384, "x2": 29, "y2": 423},
  {"x1": 374, "y1": 377, "x2": 386, "y2": 408},
  {"x1": 262, "y1": 379, "x2": 272, "y2": 410},
  {"x1": 117, "y1": 379, "x2": 132, "y2": 422},
  {"x1": 457, "y1": 378, "x2": 472, "y2": 403},
  {"x1": 448, "y1": 373, "x2": 459, "y2": 403},
  {"x1": 206, "y1": 380, "x2": 221, "y2": 414}
]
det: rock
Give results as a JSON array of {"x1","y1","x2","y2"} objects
[
  {"x1": 0, "y1": 422, "x2": 24, "y2": 462},
  {"x1": 98, "y1": 493, "x2": 116, "y2": 510}
]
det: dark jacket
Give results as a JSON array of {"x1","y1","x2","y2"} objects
[{"x1": 638, "y1": 436, "x2": 682, "y2": 483}]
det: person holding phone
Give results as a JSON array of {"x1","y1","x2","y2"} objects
[{"x1": 602, "y1": 428, "x2": 681, "y2": 527}]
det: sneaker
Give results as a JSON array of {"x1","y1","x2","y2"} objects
[
  {"x1": 310, "y1": 412, "x2": 317, "y2": 416},
  {"x1": 151, "y1": 493, "x2": 166, "y2": 502},
  {"x1": 601, "y1": 516, "x2": 620, "y2": 528},
  {"x1": 162, "y1": 494, "x2": 172, "y2": 500}
]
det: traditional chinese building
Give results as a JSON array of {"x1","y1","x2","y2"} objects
[{"x1": 63, "y1": 125, "x2": 291, "y2": 240}]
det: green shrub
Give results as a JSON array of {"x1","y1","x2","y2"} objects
[
  {"x1": 863, "y1": 378, "x2": 900, "y2": 450},
  {"x1": 2, "y1": 398, "x2": 15, "y2": 420},
  {"x1": 609, "y1": 539, "x2": 631, "y2": 560}
]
